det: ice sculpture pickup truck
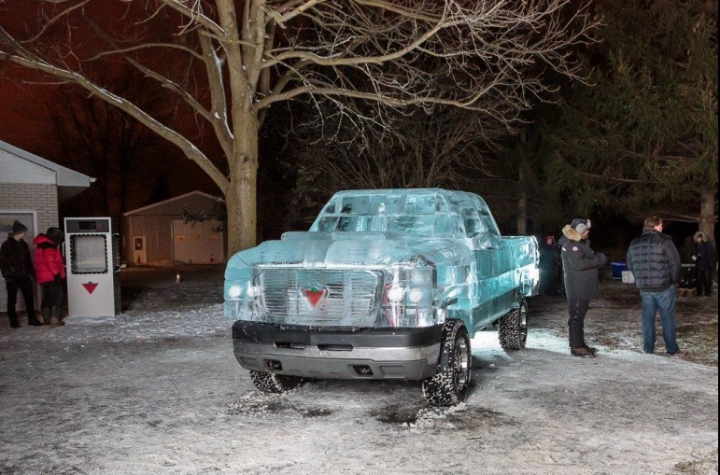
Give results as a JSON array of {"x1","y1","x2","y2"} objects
[{"x1": 225, "y1": 189, "x2": 539, "y2": 406}]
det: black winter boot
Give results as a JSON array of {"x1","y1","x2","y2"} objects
[
  {"x1": 571, "y1": 347, "x2": 595, "y2": 358},
  {"x1": 28, "y1": 313, "x2": 43, "y2": 326},
  {"x1": 51, "y1": 306, "x2": 65, "y2": 326},
  {"x1": 9, "y1": 315, "x2": 20, "y2": 329},
  {"x1": 41, "y1": 307, "x2": 52, "y2": 325}
]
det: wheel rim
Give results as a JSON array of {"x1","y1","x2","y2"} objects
[
  {"x1": 453, "y1": 336, "x2": 470, "y2": 389},
  {"x1": 520, "y1": 304, "x2": 528, "y2": 344}
]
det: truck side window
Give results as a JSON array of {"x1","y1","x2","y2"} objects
[
  {"x1": 463, "y1": 209, "x2": 485, "y2": 239},
  {"x1": 337, "y1": 216, "x2": 369, "y2": 232},
  {"x1": 479, "y1": 209, "x2": 501, "y2": 237},
  {"x1": 465, "y1": 217, "x2": 483, "y2": 238},
  {"x1": 317, "y1": 217, "x2": 338, "y2": 232}
]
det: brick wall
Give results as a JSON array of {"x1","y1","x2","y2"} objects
[{"x1": 0, "y1": 183, "x2": 59, "y2": 233}]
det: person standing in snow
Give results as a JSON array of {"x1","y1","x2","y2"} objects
[
  {"x1": 0, "y1": 221, "x2": 40, "y2": 328},
  {"x1": 693, "y1": 231, "x2": 715, "y2": 297},
  {"x1": 678, "y1": 236, "x2": 697, "y2": 297},
  {"x1": 627, "y1": 216, "x2": 684, "y2": 356},
  {"x1": 539, "y1": 235, "x2": 561, "y2": 296},
  {"x1": 559, "y1": 219, "x2": 607, "y2": 358},
  {"x1": 34, "y1": 227, "x2": 66, "y2": 326}
]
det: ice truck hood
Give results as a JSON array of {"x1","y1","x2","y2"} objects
[{"x1": 226, "y1": 231, "x2": 473, "y2": 275}]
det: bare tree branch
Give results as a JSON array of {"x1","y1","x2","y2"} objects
[
  {"x1": 1, "y1": 47, "x2": 228, "y2": 191},
  {"x1": 0, "y1": 0, "x2": 595, "y2": 252}
]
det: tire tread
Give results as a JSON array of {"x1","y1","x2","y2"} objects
[
  {"x1": 499, "y1": 299, "x2": 528, "y2": 351},
  {"x1": 250, "y1": 371, "x2": 303, "y2": 394},
  {"x1": 422, "y1": 320, "x2": 472, "y2": 407}
]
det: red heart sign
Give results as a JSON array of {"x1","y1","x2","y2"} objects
[{"x1": 83, "y1": 282, "x2": 99, "y2": 294}]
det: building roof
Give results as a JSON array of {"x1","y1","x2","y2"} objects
[
  {"x1": 0, "y1": 140, "x2": 95, "y2": 201},
  {"x1": 123, "y1": 191, "x2": 224, "y2": 217}
]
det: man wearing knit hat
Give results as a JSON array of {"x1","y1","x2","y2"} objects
[
  {"x1": 559, "y1": 218, "x2": 608, "y2": 357},
  {"x1": 0, "y1": 221, "x2": 40, "y2": 328}
]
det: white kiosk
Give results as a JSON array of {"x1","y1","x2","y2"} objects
[{"x1": 64, "y1": 217, "x2": 121, "y2": 318}]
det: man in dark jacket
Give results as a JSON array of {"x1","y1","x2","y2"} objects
[
  {"x1": 560, "y1": 219, "x2": 608, "y2": 357},
  {"x1": 693, "y1": 231, "x2": 715, "y2": 297},
  {"x1": 0, "y1": 221, "x2": 39, "y2": 328},
  {"x1": 539, "y1": 235, "x2": 561, "y2": 296},
  {"x1": 627, "y1": 216, "x2": 683, "y2": 356}
]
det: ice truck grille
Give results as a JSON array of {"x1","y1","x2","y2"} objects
[{"x1": 257, "y1": 269, "x2": 382, "y2": 326}]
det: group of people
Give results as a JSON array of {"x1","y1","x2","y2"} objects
[
  {"x1": 2, "y1": 214, "x2": 716, "y2": 358},
  {"x1": 541, "y1": 217, "x2": 715, "y2": 358},
  {"x1": 0, "y1": 221, "x2": 66, "y2": 328}
]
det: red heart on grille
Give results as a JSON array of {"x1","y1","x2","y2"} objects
[{"x1": 304, "y1": 287, "x2": 326, "y2": 307}]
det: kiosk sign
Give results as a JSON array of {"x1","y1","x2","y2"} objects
[
  {"x1": 64, "y1": 218, "x2": 121, "y2": 318},
  {"x1": 82, "y1": 282, "x2": 99, "y2": 295}
]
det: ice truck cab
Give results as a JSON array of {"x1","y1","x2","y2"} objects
[{"x1": 224, "y1": 189, "x2": 539, "y2": 406}]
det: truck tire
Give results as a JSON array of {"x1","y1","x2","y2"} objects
[
  {"x1": 422, "y1": 319, "x2": 472, "y2": 407},
  {"x1": 250, "y1": 371, "x2": 303, "y2": 394},
  {"x1": 499, "y1": 298, "x2": 528, "y2": 351}
]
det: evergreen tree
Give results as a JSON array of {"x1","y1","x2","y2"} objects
[{"x1": 548, "y1": 0, "x2": 718, "y2": 243}]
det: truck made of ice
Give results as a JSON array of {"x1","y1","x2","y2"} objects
[{"x1": 224, "y1": 189, "x2": 539, "y2": 406}]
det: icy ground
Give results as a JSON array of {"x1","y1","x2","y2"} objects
[{"x1": 0, "y1": 266, "x2": 717, "y2": 475}]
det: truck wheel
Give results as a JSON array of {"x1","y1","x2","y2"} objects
[
  {"x1": 422, "y1": 319, "x2": 472, "y2": 407},
  {"x1": 499, "y1": 299, "x2": 528, "y2": 351},
  {"x1": 250, "y1": 371, "x2": 303, "y2": 394}
]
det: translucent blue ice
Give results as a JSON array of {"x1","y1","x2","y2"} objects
[{"x1": 225, "y1": 189, "x2": 539, "y2": 336}]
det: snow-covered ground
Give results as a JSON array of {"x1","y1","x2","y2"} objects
[{"x1": 0, "y1": 266, "x2": 717, "y2": 475}]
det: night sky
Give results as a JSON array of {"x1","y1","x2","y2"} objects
[{"x1": 0, "y1": 64, "x2": 220, "y2": 214}]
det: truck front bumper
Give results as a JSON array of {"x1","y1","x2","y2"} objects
[{"x1": 232, "y1": 322, "x2": 443, "y2": 380}]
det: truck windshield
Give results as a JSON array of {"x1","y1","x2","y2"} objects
[{"x1": 311, "y1": 193, "x2": 466, "y2": 239}]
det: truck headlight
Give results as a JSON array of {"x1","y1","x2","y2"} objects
[
  {"x1": 246, "y1": 284, "x2": 260, "y2": 298},
  {"x1": 227, "y1": 285, "x2": 243, "y2": 299},
  {"x1": 408, "y1": 288, "x2": 424, "y2": 304},
  {"x1": 386, "y1": 286, "x2": 405, "y2": 303}
]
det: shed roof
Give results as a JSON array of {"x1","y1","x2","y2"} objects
[
  {"x1": 0, "y1": 140, "x2": 95, "y2": 201},
  {"x1": 123, "y1": 191, "x2": 224, "y2": 217}
]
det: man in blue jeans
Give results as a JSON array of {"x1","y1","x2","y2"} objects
[{"x1": 627, "y1": 216, "x2": 685, "y2": 356}]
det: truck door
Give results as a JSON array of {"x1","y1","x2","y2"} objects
[{"x1": 464, "y1": 209, "x2": 499, "y2": 331}]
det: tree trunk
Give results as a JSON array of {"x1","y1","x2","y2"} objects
[
  {"x1": 517, "y1": 163, "x2": 528, "y2": 236},
  {"x1": 698, "y1": 189, "x2": 716, "y2": 249},
  {"x1": 226, "y1": 110, "x2": 259, "y2": 255}
]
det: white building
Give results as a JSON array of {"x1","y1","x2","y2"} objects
[
  {"x1": 0, "y1": 140, "x2": 93, "y2": 314},
  {"x1": 122, "y1": 191, "x2": 225, "y2": 266}
]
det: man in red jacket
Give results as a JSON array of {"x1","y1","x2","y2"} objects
[{"x1": 33, "y1": 227, "x2": 66, "y2": 326}]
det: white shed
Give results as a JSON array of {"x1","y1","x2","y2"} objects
[{"x1": 122, "y1": 191, "x2": 225, "y2": 266}]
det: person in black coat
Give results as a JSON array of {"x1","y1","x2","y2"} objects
[
  {"x1": 0, "y1": 221, "x2": 40, "y2": 328},
  {"x1": 559, "y1": 219, "x2": 607, "y2": 357},
  {"x1": 694, "y1": 232, "x2": 715, "y2": 297},
  {"x1": 693, "y1": 231, "x2": 715, "y2": 297},
  {"x1": 627, "y1": 217, "x2": 683, "y2": 355},
  {"x1": 539, "y1": 235, "x2": 561, "y2": 296},
  {"x1": 678, "y1": 236, "x2": 697, "y2": 296}
]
